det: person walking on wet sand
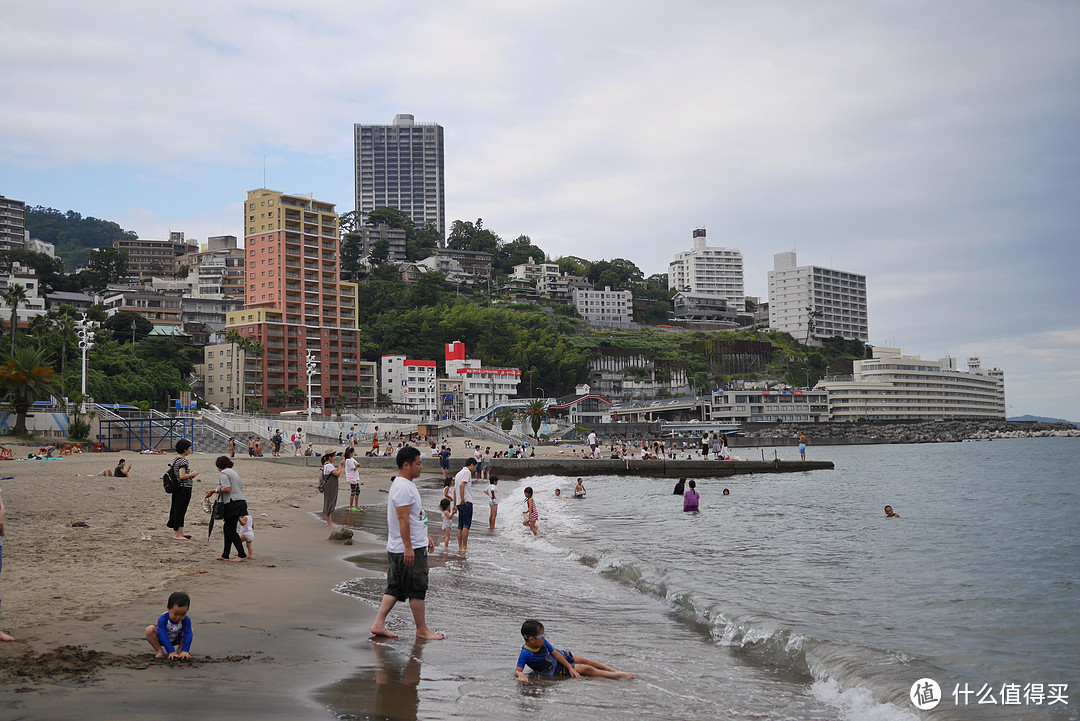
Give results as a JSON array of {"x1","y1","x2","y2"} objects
[
  {"x1": 370, "y1": 446, "x2": 444, "y2": 640},
  {"x1": 167, "y1": 439, "x2": 198, "y2": 540}
]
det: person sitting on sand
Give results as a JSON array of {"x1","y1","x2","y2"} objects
[
  {"x1": 144, "y1": 591, "x2": 193, "y2": 659},
  {"x1": 884, "y1": 505, "x2": 901, "y2": 518},
  {"x1": 515, "y1": 619, "x2": 633, "y2": 681},
  {"x1": 113, "y1": 458, "x2": 131, "y2": 478}
]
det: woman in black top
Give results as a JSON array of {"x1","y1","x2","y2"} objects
[{"x1": 167, "y1": 439, "x2": 199, "y2": 540}]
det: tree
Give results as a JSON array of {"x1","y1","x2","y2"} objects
[
  {"x1": 225, "y1": 329, "x2": 243, "y2": 411},
  {"x1": 522, "y1": 399, "x2": 548, "y2": 439},
  {"x1": 338, "y1": 210, "x2": 365, "y2": 235},
  {"x1": 54, "y1": 313, "x2": 76, "y2": 382},
  {"x1": 28, "y1": 315, "x2": 52, "y2": 350},
  {"x1": 239, "y1": 338, "x2": 264, "y2": 412},
  {"x1": 291, "y1": 387, "x2": 306, "y2": 404},
  {"x1": 596, "y1": 269, "x2": 621, "y2": 290},
  {"x1": 0, "y1": 346, "x2": 62, "y2": 435},
  {"x1": 804, "y1": 306, "x2": 824, "y2": 345},
  {"x1": 1, "y1": 283, "x2": 29, "y2": 354},
  {"x1": 406, "y1": 222, "x2": 441, "y2": 261},
  {"x1": 84, "y1": 247, "x2": 129, "y2": 290},
  {"x1": 369, "y1": 238, "x2": 390, "y2": 267},
  {"x1": 104, "y1": 311, "x2": 153, "y2": 343},
  {"x1": 446, "y1": 219, "x2": 500, "y2": 255},
  {"x1": 496, "y1": 235, "x2": 548, "y2": 275},
  {"x1": 340, "y1": 233, "x2": 364, "y2": 276},
  {"x1": 365, "y1": 207, "x2": 412, "y2": 229},
  {"x1": 273, "y1": 387, "x2": 290, "y2": 408}
]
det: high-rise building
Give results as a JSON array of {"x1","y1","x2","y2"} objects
[
  {"x1": 354, "y1": 114, "x2": 445, "y2": 239},
  {"x1": 0, "y1": 195, "x2": 26, "y2": 252},
  {"x1": 225, "y1": 189, "x2": 371, "y2": 413},
  {"x1": 667, "y1": 229, "x2": 745, "y2": 313},
  {"x1": 767, "y1": 251, "x2": 868, "y2": 345}
]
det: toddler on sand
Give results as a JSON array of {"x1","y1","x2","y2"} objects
[
  {"x1": 238, "y1": 513, "x2": 255, "y2": 559},
  {"x1": 144, "y1": 591, "x2": 193, "y2": 659}
]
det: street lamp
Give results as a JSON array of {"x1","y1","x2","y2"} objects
[
  {"x1": 305, "y1": 349, "x2": 319, "y2": 422},
  {"x1": 75, "y1": 314, "x2": 96, "y2": 414}
]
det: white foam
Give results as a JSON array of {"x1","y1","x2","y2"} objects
[{"x1": 811, "y1": 678, "x2": 918, "y2": 721}]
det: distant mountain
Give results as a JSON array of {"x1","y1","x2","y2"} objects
[{"x1": 1008, "y1": 415, "x2": 1079, "y2": 427}]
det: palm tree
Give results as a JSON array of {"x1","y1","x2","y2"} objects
[
  {"x1": 273, "y1": 387, "x2": 290, "y2": 408},
  {"x1": 225, "y1": 329, "x2": 243, "y2": 411},
  {"x1": 240, "y1": 338, "x2": 264, "y2": 413},
  {"x1": 54, "y1": 314, "x2": 77, "y2": 384},
  {"x1": 1, "y1": 284, "x2": 29, "y2": 354},
  {"x1": 0, "y1": 346, "x2": 62, "y2": 435},
  {"x1": 522, "y1": 398, "x2": 548, "y2": 439},
  {"x1": 28, "y1": 315, "x2": 52, "y2": 351}
]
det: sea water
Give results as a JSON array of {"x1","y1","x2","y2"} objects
[{"x1": 331, "y1": 437, "x2": 1079, "y2": 721}]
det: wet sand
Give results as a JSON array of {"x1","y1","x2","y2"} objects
[{"x1": 0, "y1": 449, "x2": 398, "y2": 720}]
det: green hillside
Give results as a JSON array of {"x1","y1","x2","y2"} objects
[{"x1": 25, "y1": 206, "x2": 137, "y2": 271}]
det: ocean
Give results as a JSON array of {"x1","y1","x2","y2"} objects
[{"x1": 330, "y1": 437, "x2": 1079, "y2": 721}]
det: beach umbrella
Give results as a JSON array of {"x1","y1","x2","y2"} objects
[{"x1": 204, "y1": 495, "x2": 219, "y2": 540}]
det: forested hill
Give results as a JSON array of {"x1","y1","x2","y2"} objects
[{"x1": 25, "y1": 206, "x2": 137, "y2": 271}]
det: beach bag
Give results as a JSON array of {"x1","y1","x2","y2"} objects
[
  {"x1": 162, "y1": 464, "x2": 181, "y2": 494},
  {"x1": 212, "y1": 498, "x2": 226, "y2": 520},
  {"x1": 318, "y1": 468, "x2": 330, "y2": 493}
]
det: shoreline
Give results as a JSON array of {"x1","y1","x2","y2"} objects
[{"x1": 0, "y1": 452, "x2": 397, "y2": 720}]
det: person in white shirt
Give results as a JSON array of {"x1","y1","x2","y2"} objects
[
  {"x1": 587, "y1": 431, "x2": 598, "y2": 459},
  {"x1": 454, "y1": 458, "x2": 478, "y2": 552},
  {"x1": 370, "y1": 446, "x2": 444, "y2": 640}
]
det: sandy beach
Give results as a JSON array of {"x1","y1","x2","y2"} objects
[{"x1": 0, "y1": 446, "x2": 408, "y2": 720}]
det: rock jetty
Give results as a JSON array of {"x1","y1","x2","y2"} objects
[{"x1": 735, "y1": 420, "x2": 1079, "y2": 446}]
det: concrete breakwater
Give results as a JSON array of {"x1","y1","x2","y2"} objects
[
  {"x1": 733, "y1": 420, "x2": 1079, "y2": 446},
  {"x1": 270, "y1": 454, "x2": 832, "y2": 479}
]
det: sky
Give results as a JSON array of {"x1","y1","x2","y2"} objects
[{"x1": 2, "y1": 1, "x2": 1078, "y2": 420}]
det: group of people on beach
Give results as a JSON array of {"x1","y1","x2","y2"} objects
[{"x1": 365, "y1": 444, "x2": 633, "y2": 682}]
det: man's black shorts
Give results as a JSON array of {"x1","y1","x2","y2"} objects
[{"x1": 385, "y1": 547, "x2": 430, "y2": 601}]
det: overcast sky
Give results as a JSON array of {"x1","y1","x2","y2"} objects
[{"x1": 2, "y1": 1, "x2": 1078, "y2": 420}]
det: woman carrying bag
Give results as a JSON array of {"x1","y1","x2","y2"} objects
[{"x1": 205, "y1": 455, "x2": 248, "y2": 562}]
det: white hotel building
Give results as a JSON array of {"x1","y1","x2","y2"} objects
[
  {"x1": 768, "y1": 252, "x2": 868, "y2": 345},
  {"x1": 380, "y1": 355, "x2": 438, "y2": 419},
  {"x1": 819, "y1": 348, "x2": 1005, "y2": 420},
  {"x1": 667, "y1": 229, "x2": 745, "y2": 313},
  {"x1": 573, "y1": 287, "x2": 633, "y2": 325}
]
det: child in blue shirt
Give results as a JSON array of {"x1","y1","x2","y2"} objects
[
  {"x1": 144, "y1": 591, "x2": 193, "y2": 659},
  {"x1": 514, "y1": 619, "x2": 634, "y2": 681}
]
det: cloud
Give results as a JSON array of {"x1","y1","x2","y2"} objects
[{"x1": 1, "y1": 0, "x2": 1078, "y2": 417}]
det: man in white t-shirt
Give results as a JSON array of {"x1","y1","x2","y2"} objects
[
  {"x1": 454, "y1": 458, "x2": 478, "y2": 552},
  {"x1": 370, "y1": 446, "x2": 444, "y2": 640},
  {"x1": 587, "y1": 431, "x2": 598, "y2": 459}
]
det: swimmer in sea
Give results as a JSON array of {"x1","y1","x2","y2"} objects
[{"x1": 884, "y1": 505, "x2": 900, "y2": 518}]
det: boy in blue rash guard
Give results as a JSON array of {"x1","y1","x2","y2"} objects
[
  {"x1": 514, "y1": 619, "x2": 634, "y2": 681},
  {"x1": 144, "y1": 591, "x2": 193, "y2": 659}
]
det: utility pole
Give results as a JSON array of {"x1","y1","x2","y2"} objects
[{"x1": 130, "y1": 319, "x2": 136, "y2": 345}]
